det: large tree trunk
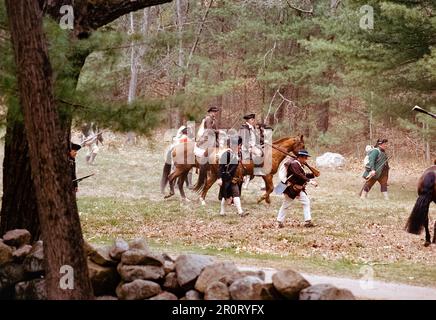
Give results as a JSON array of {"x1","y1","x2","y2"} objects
[
  {"x1": 0, "y1": 119, "x2": 40, "y2": 240},
  {"x1": 0, "y1": 0, "x2": 171, "y2": 239},
  {"x1": 6, "y1": 0, "x2": 93, "y2": 299}
]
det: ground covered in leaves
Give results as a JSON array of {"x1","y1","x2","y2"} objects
[{"x1": 73, "y1": 135, "x2": 436, "y2": 287}]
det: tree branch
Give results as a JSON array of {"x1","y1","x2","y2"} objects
[
  {"x1": 185, "y1": 0, "x2": 214, "y2": 70},
  {"x1": 286, "y1": 0, "x2": 313, "y2": 14},
  {"x1": 43, "y1": 0, "x2": 172, "y2": 37}
]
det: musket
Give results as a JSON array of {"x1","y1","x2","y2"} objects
[
  {"x1": 264, "y1": 142, "x2": 320, "y2": 177},
  {"x1": 412, "y1": 106, "x2": 436, "y2": 119},
  {"x1": 73, "y1": 173, "x2": 95, "y2": 183},
  {"x1": 365, "y1": 155, "x2": 392, "y2": 180},
  {"x1": 81, "y1": 131, "x2": 104, "y2": 147}
]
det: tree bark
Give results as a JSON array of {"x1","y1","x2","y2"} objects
[
  {"x1": 0, "y1": 119, "x2": 40, "y2": 241},
  {"x1": 1, "y1": 0, "x2": 171, "y2": 240},
  {"x1": 42, "y1": 0, "x2": 172, "y2": 38},
  {"x1": 6, "y1": 0, "x2": 93, "y2": 299}
]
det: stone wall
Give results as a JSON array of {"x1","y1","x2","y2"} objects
[{"x1": 0, "y1": 229, "x2": 355, "y2": 300}]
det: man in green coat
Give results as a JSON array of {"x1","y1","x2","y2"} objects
[{"x1": 361, "y1": 138, "x2": 390, "y2": 200}]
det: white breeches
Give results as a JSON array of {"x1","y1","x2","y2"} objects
[
  {"x1": 276, "y1": 192, "x2": 311, "y2": 223},
  {"x1": 86, "y1": 142, "x2": 99, "y2": 156}
]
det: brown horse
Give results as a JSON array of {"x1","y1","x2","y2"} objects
[
  {"x1": 405, "y1": 165, "x2": 436, "y2": 246},
  {"x1": 193, "y1": 135, "x2": 306, "y2": 204},
  {"x1": 160, "y1": 141, "x2": 221, "y2": 201}
]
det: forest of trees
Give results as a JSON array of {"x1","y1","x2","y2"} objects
[
  {"x1": 75, "y1": 0, "x2": 435, "y2": 157},
  {"x1": 0, "y1": 0, "x2": 434, "y2": 299}
]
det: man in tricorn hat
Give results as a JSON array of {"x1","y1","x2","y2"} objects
[
  {"x1": 276, "y1": 150, "x2": 318, "y2": 228},
  {"x1": 195, "y1": 106, "x2": 220, "y2": 157},
  {"x1": 360, "y1": 138, "x2": 390, "y2": 200},
  {"x1": 217, "y1": 135, "x2": 248, "y2": 217},
  {"x1": 69, "y1": 142, "x2": 81, "y2": 193},
  {"x1": 239, "y1": 113, "x2": 264, "y2": 176}
]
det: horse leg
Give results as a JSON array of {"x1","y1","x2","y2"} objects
[
  {"x1": 200, "y1": 171, "x2": 217, "y2": 206},
  {"x1": 165, "y1": 167, "x2": 182, "y2": 199},
  {"x1": 257, "y1": 175, "x2": 273, "y2": 204},
  {"x1": 424, "y1": 216, "x2": 431, "y2": 246}
]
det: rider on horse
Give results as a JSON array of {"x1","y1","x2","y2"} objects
[
  {"x1": 195, "y1": 106, "x2": 220, "y2": 158},
  {"x1": 239, "y1": 113, "x2": 267, "y2": 176}
]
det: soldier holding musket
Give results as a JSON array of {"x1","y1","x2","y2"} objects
[{"x1": 276, "y1": 150, "x2": 318, "y2": 228}]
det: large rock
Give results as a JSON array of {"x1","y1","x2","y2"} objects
[
  {"x1": 0, "y1": 263, "x2": 26, "y2": 298},
  {"x1": 0, "y1": 241, "x2": 13, "y2": 266},
  {"x1": 2, "y1": 229, "x2": 31, "y2": 247},
  {"x1": 128, "y1": 238, "x2": 149, "y2": 251},
  {"x1": 87, "y1": 259, "x2": 120, "y2": 296},
  {"x1": 163, "y1": 272, "x2": 183, "y2": 295},
  {"x1": 12, "y1": 245, "x2": 33, "y2": 262},
  {"x1": 185, "y1": 289, "x2": 202, "y2": 300},
  {"x1": 195, "y1": 261, "x2": 239, "y2": 293},
  {"x1": 121, "y1": 249, "x2": 164, "y2": 266},
  {"x1": 315, "y1": 152, "x2": 345, "y2": 168},
  {"x1": 117, "y1": 263, "x2": 165, "y2": 282},
  {"x1": 175, "y1": 254, "x2": 215, "y2": 290},
  {"x1": 272, "y1": 269, "x2": 310, "y2": 300},
  {"x1": 228, "y1": 276, "x2": 264, "y2": 300},
  {"x1": 15, "y1": 279, "x2": 47, "y2": 300},
  {"x1": 149, "y1": 291, "x2": 178, "y2": 300},
  {"x1": 204, "y1": 281, "x2": 230, "y2": 300},
  {"x1": 163, "y1": 260, "x2": 175, "y2": 274},
  {"x1": 299, "y1": 284, "x2": 355, "y2": 300},
  {"x1": 23, "y1": 241, "x2": 44, "y2": 274},
  {"x1": 109, "y1": 238, "x2": 129, "y2": 261},
  {"x1": 89, "y1": 246, "x2": 117, "y2": 267},
  {"x1": 116, "y1": 279, "x2": 161, "y2": 300},
  {"x1": 259, "y1": 283, "x2": 283, "y2": 300},
  {"x1": 219, "y1": 270, "x2": 265, "y2": 286}
]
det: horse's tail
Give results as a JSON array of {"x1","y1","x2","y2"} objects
[
  {"x1": 193, "y1": 164, "x2": 209, "y2": 193},
  {"x1": 161, "y1": 163, "x2": 172, "y2": 194},
  {"x1": 405, "y1": 171, "x2": 435, "y2": 234}
]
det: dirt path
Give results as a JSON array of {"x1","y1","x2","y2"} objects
[{"x1": 239, "y1": 266, "x2": 436, "y2": 300}]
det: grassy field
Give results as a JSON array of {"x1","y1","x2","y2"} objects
[{"x1": 25, "y1": 134, "x2": 436, "y2": 287}]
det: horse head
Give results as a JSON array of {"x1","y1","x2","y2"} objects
[{"x1": 273, "y1": 135, "x2": 305, "y2": 155}]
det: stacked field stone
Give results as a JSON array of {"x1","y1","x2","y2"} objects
[{"x1": 0, "y1": 229, "x2": 355, "y2": 300}]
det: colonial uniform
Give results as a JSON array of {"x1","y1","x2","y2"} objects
[
  {"x1": 69, "y1": 143, "x2": 81, "y2": 192},
  {"x1": 276, "y1": 150, "x2": 316, "y2": 227},
  {"x1": 218, "y1": 136, "x2": 248, "y2": 216},
  {"x1": 361, "y1": 139, "x2": 390, "y2": 199},
  {"x1": 195, "y1": 107, "x2": 219, "y2": 157},
  {"x1": 239, "y1": 113, "x2": 264, "y2": 176},
  {"x1": 81, "y1": 122, "x2": 102, "y2": 165}
]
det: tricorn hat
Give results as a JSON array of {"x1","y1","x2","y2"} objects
[
  {"x1": 375, "y1": 138, "x2": 388, "y2": 146},
  {"x1": 70, "y1": 142, "x2": 81, "y2": 151},
  {"x1": 208, "y1": 106, "x2": 219, "y2": 112},
  {"x1": 297, "y1": 150, "x2": 311, "y2": 157},
  {"x1": 243, "y1": 113, "x2": 255, "y2": 120}
]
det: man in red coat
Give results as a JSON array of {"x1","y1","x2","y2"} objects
[{"x1": 276, "y1": 150, "x2": 318, "y2": 228}]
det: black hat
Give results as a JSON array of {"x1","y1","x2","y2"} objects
[
  {"x1": 243, "y1": 113, "x2": 255, "y2": 120},
  {"x1": 208, "y1": 106, "x2": 219, "y2": 112},
  {"x1": 376, "y1": 138, "x2": 388, "y2": 146},
  {"x1": 70, "y1": 143, "x2": 81, "y2": 151},
  {"x1": 297, "y1": 150, "x2": 311, "y2": 157}
]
